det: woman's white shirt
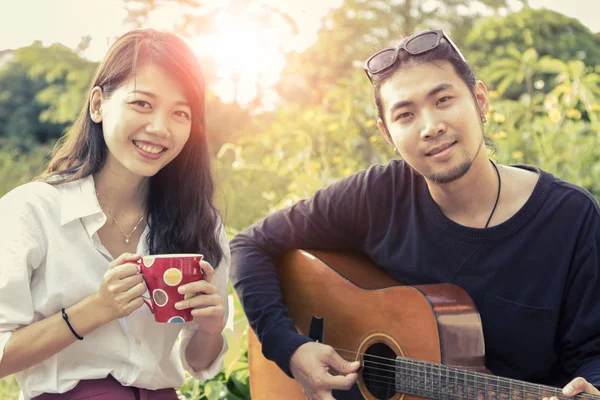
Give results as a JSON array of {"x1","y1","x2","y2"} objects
[{"x1": 0, "y1": 176, "x2": 229, "y2": 400}]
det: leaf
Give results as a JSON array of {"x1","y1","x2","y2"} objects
[
  {"x1": 496, "y1": 75, "x2": 515, "y2": 95},
  {"x1": 522, "y1": 48, "x2": 539, "y2": 65},
  {"x1": 228, "y1": 370, "x2": 250, "y2": 396},
  {"x1": 204, "y1": 380, "x2": 227, "y2": 400}
]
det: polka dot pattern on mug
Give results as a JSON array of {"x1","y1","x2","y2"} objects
[
  {"x1": 142, "y1": 256, "x2": 155, "y2": 267},
  {"x1": 163, "y1": 268, "x2": 182, "y2": 286},
  {"x1": 153, "y1": 289, "x2": 168, "y2": 307},
  {"x1": 168, "y1": 316, "x2": 185, "y2": 323}
]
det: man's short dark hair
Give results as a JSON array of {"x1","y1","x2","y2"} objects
[{"x1": 369, "y1": 37, "x2": 496, "y2": 151}]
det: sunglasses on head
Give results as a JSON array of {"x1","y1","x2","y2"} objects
[{"x1": 363, "y1": 30, "x2": 467, "y2": 82}]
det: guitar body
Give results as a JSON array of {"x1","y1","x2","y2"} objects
[{"x1": 248, "y1": 250, "x2": 487, "y2": 400}]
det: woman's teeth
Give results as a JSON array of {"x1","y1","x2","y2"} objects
[{"x1": 133, "y1": 141, "x2": 165, "y2": 154}]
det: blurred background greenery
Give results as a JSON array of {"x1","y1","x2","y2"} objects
[{"x1": 0, "y1": 0, "x2": 599, "y2": 398}]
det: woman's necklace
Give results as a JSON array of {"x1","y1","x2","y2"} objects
[
  {"x1": 96, "y1": 192, "x2": 145, "y2": 244},
  {"x1": 484, "y1": 161, "x2": 501, "y2": 228}
]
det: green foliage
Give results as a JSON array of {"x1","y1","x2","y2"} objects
[
  {"x1": 217, "y1": 70, "x2": 395, "y2": 231},
  {"x1": 178, "y1": 349, "x2": 250, "y2": 400},
  {"x1": 465, "y1": 8, "x2": 600, "y2": 71},
  {"x1": 482, "y1": 47, "x2": 565, "y2": 98},
  {"x1": 0, "y1": 145, "x2": 51, "y2": 197},
  {"x1": 0, "y1": 42, "x2": 97, "y2": 148},
  {"x1": 487, "y1": 91, "x2": 600, "y2": 197},
  {"x1": 0, "y1": 375, "x2": 19, "y2": 400},
  {"x1": 277, "y1": 0, "x2": 516, "y2": 105}
]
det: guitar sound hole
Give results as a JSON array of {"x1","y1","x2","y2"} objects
[{"x1": 362, "y1": 342, "x2": 396, "y2": 400}]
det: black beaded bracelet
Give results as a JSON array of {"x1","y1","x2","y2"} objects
[{"x1": 61, "y1": 308, "x2": 84, "y2": 340}]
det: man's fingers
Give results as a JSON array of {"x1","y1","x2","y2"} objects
[
  {"x1": 563, "y1": 377, "x2": 598, "y2": 396},
  {"x1": 308, "y1": 392, "x2": 336, "y2": 400},
  {"x1": 319, "y1": 372, "x2": 358, "y2": 391},
  {"x1": 326, "y1": 348, "x2": 361, "y2": 374}
]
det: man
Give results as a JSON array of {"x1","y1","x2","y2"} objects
[{"x1": 230, "y1": 30, "x2": 600, "y2": 400}]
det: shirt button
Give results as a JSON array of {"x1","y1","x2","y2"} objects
[{"x1": 135, "y1": 339, "x2": 141, "y2": 345}]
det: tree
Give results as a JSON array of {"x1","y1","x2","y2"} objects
[
  {"x1": 465, "y1": 8, "x2": 600, "y2": 70},
  {"x1": 121, "y1": 0, "x2": 517, "y2": 107},
  {"x1": 275, "y1": 0, "x2": 517, "y2": 105},
  {"x1": 482, "y1": 47, "x2": 564, "y2": 98},
  {"x1": 551, "y1": 60, "x2": 600, "y2": 122},
  {"x1": 216, "y1": 70, "x2": 394, "y2": 230},
  {"x1": 0, "y1": 41, "x2": 97, "y2": 148}
]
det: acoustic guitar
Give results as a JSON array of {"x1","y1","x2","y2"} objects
[{"x1": 248, "y1": 249, "x2": 599, "y2": 400}]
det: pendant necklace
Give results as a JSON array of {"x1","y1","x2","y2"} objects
[{"x1": 96, "y1": 192, "x2": 145, "y2": 244}]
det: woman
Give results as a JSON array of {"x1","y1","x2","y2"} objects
[{"x1": 0, "y1": 29, "x2": 229, "y2": 400}]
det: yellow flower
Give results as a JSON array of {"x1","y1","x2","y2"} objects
[
  {"x1": 332, "y1": 156, "x2": 342, "y2": 164},
  {"x1": 368, "y1": 136, "x2": 378, "y2": 143},
  {"x1": 343, "y1": 168, "x2": 353, "y2": 175},
  {"x1": 548, "y1": 108, "x2": 562, "y2": 124},
  {"x1": 364, "y1": 119, "x2": 376, "y2": 128},
  {"x1": 493, "y1": 113, "x2": 505, "y2": 123},
  {"x1": 544, "y1": 94, "x2": 559, "y2": 109},
  {"x1": 590, "y1": 104, "x2": 600, "y2": 112},
  {"x1": 512, "y1": 151, "x2": 524, "y2": 159},
  {"x1": 493, "y1": 131, "x2": 508, "y2": 140},
  {"x1": 261, "y1": 191, "x2": 276, "y2": 201},
  {"x1": 327, "y1": 123, "x2": 340, "y2": 132},
  {"x1": 566, "y1": 109, "x2": 581, "y2": 120},
  {"x1": 488, "y1": 90, "x2": 500, "y2": 100}
]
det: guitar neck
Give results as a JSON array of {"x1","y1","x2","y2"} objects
[{"x1": 394, "y1": 357, "x2": 599, "y2": 400}]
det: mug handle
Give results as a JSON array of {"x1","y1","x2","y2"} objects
[
  {"x1": 137, "y1": 260, "x2": 154, "y2": 314},
  {"x1": 142, "y1": 296, "x2": 154, "y2": 314}
]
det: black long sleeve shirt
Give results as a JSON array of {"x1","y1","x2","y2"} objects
[{"x1": 230, "y1": 161, "x2": 600, "y2": 389}]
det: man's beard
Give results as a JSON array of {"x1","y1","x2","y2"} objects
[
  {"x1": 425, "y1": 159, "x2": 473, "y2": 184},
  {"x1": 425, "y1": 128, "x2": 485, "y2": 184}
]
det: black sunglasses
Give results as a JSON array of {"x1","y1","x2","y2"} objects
[{"x1": 363, "y1": 30, "x2": 467, "y2": 81}]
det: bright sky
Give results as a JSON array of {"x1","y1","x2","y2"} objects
[{"x1": 0, "y1": 0, "x2": 598, "y2": 105}]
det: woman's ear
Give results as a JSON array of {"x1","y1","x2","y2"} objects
[{"x1": 89, "y1": 87, "x2": 103, "y2": 123}]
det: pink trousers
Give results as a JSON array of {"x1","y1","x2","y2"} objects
[{"x1": 32, "y1": 375, "x2": 178, "y2": 400}]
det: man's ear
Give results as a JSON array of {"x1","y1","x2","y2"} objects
[
  {"x1": 89, "y1": 86, "x2": 103, "y2": 123},
  {"x1": 474, "y1": 80, "x2": 490, "y2": 120},
  {"x1": 378, "y1": 119, "x2": 397, "y2": 152}
]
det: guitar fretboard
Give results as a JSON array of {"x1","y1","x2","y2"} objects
[{"x1": 394, "y1": 357, "x2": 598, "y2": 399}]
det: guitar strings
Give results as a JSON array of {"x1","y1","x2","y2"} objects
[
  {"x1": 243, "y1": 330, "x2": 596, "y2": 399},
  {"x1": 329, "y1": 348, "x2": 599, "y2": 400},
  {"x1": 350, "y1": 366, "x2": 572, "y2": 399},
  {"x1": 358, "y1": 363, "x2": 596, "y2": 400},
  {"x1": 362, "y1": 361, "x2": 596, "y2": 400}
]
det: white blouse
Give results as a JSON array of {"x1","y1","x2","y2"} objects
[{"x1": 0, "y1": 175, "x2": 229, "y2": 400}]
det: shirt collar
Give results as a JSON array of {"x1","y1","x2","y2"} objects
[{"x1": 58, "y1": 175, "x2": 103, "y2": 226}]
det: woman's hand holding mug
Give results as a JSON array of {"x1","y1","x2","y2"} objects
[
  {"x1": 175, "y1": 260, "x2": 225, "y2": 334},
  {"x1": 94, "y1": 253, "x2": 146, "y2": 322}
]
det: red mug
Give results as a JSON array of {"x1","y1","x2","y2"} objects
[{"x1": 139, "y1": 254, "x2": 204, "y2": 323}]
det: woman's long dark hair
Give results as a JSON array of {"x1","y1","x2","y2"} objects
[{"x1": 38, "y1": 29, "x2": 223, "y2": 266}]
